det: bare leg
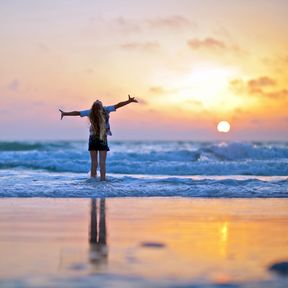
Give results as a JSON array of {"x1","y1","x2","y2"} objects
[
  {"x1": 90, "y1": 151, "x2": 98, "y2": 178},
  {"x1": 99, "y1": 151, "x2": 107, "y2": 181}
]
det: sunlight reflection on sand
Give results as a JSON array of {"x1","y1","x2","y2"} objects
[{"x1": 0, "y1": 198, "x2": 287, "y2": 287}]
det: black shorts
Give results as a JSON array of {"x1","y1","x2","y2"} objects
[{"x1": 88, "y1": 135, "x2": 110, "y2": 151}]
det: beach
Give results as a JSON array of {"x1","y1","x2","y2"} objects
[
  {"x1": 0, "y1": 197, "x2": 287, "y2": 287},
  {"x1": 0, "y1": 140, "x2": 287, "y2": 287}
]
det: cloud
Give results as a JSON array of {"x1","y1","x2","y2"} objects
[
  {"x1": 187, "y1": 37, "x2": 246, "y2": 57},
  {"x1": 120, "y1": 41, "x2": 160, "y2": 51},
  {"x1": 7, "y1": 79, "x2": 20, "y2": 92},
  {"x1": 247, "y1": 76, "x2": 276, "y2": 94},
  {"x1": 262, "y1": 54, "x2": 288, "y2": 74},
  {"x1": 84, "y1": 67, "x2": 95, "y2": 75},
  {"x1": 37, "y1": 42, "x2": 50, "y2": 53},
  {"x1": 146, "y1": 15, "x2": 194, "y2": 29},
  {"x1": 32, "y1": 101, "x2": 45, "y2": 107},
  {"x1": 187, "y1": 38, "x2": 226, "y2": 50},
  {"x1": 113, "y1": 15, "x2": 194, "y2": 34},
  {"x1": 265, "y1": 89, "x2": 288, "y2": 99},
  {"x1": 114, "y1": 17, "x2": 142, "y2": 33},
  {"x1": 229, "y1": 79, "x2": 245, "y2": 94},
  {"x1": 149, "y1": 86, "x2": 166, "y2": 94},
  {"x1": 246, "y1": 76, "x2": 285, "y2": 98},
  {"x1": 184, "y1": 99, "x2": 203, "y2": 107},
  {"x1": 229, "y1": 76, "x2": 287, "y2": 99}
]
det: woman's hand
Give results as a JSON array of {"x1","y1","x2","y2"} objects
[
  {"x1": 59, "y1": 109, "x2": 81, "y2": 119},
  {"x1": 59, "y1": 109, "x2": 65, "y2": 120},
  {"x1": 114, "y1": 95, "x2": 138, "y2": 109},
  {"x1": 128, "y1": 95, "x2": 138, "y2": 103}
]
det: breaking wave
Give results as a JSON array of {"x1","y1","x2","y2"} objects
[{"x1": 0, "y1": 141, "x2": 287, "y2": 176}]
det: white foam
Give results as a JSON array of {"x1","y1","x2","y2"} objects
[{"x1": 0, "y1": 169, "x2": 287, "y2": 198}]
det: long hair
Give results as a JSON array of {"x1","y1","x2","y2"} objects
[{"x1": 89, "y1": 101, "x2": 106, "y2": 140}]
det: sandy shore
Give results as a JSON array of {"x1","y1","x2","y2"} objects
[{"x1": 0, "y1": 198, "x2": 287, "y2": 287}]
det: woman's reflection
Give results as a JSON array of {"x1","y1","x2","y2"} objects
[{"x1": 89, "y1": 198, "x2": 108, "y2": 270}]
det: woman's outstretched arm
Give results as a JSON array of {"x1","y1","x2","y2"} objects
[
  {"x1": 59, "y1": 109, "x2": 80, "y2": 120},
  {"x1": 114, "y1": 95, "x2": 138, "y2": 110}
]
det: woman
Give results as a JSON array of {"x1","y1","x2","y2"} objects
[{"x1": 59, "y1": 95, "x2": 137, "y2": 180}]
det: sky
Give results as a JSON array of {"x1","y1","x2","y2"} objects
[{"x1": 0, "y1": 0, "x2": 287, "y2": 141}]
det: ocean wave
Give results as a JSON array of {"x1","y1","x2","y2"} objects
[
  {"x1": 110, "y1": 141, "x2": 288, "y2": 161},
  {"x1": 0, "y1": 141, "x2": 44, "y2": 151},
  {"x1": 0, "y1": 141, "x2": 287, "y2": 176},
  {"x1": 0, "y1": 141, "x2": 85, "y2": 151},
  {"x1": 0, "y1": 140, "x2": 287, "y2": 158},
  {"x1": 0, "y1": 170, "x2": 286, "y2": 198},
  {"x1": 205, "y1": 142, "x2": 288, "y2": 160},
  {"x1": 0, "y1": 158, "x2": 287, "y2": 176}
]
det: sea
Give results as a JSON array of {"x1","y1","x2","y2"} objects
[{"x1": 0, "y1": 140, "x2": 287, "y2": 198}]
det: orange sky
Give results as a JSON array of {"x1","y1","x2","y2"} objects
[{"x1": 0, "y1": 0, "x2": 287, "y2": 140}]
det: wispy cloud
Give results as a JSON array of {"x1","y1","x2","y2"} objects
[
  {"x1": 149, "y1": 86, "x2": 167, "y2": 94},
  {"x1": 187, "y1": 38, "x2": 226, "y2": 50},
  {"x1": 7, "y1": 79, "x2": 20, "y2": 92},
  {"x1": 229, "y1": 79, "x2": 245, "y2": 94},
  {"x1": 247, "y1": 76, "x2": 276, "y2": 94},
  {"x1": 114, "y1": 17, "x2": 142, "y2": 33},
  {"x1": 262, "y1": 53, "x2": 288, "y2": 74},
  {"x1": 113, "y1": 15, "x2": 194, "y2": 34},
  {"x1": 264, "y1": 89, "x2": 288, "y2": 99},
  {"x1": 183, "y1": 99, "x2": 203, "y2": 107},
  {"x1": 148, "y1": 86, "x2": 179, "y2": 96},
  {"x1": 120, "y1": 41, "x2": 160, "y2": 51},
  {"x1": 37, "y1": 42, "x2": 50, "y2": 53},
  {"x1": 230, "y1": 76, "x2": 287, "y2": 99},
  {"x1": 187, "y1": 37, "x2": 245, "y2": 57},
  {"x1": 146, "y1": 15, "x2": 194, "y2": 29}
]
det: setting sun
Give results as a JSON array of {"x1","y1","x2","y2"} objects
[{"x1": 217, "y1": 121, "x2": 231, "y2": 133}]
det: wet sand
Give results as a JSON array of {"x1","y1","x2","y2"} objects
[{"x1": 0, "y1": 198, "x2": 287, "y2": 287}]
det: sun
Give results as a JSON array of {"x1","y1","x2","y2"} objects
[{"x1": 217, "y1": 121, "x2": 231, "y2": 133}]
